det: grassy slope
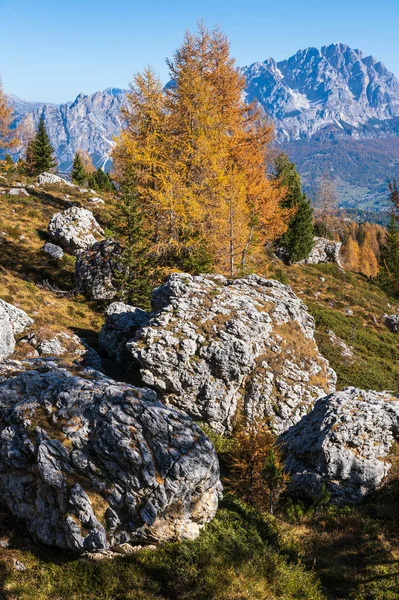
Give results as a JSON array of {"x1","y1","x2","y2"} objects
[{"x1": 1, "y1": 178, "x2": 399, "y2": 598}]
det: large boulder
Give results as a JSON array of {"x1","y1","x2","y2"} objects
[
  {"x1": 384, "y1": 314, "x2": 399, "y2": 333},
  {"x1": 127, "y1": 273, "x2": 336, "y2": 434},
  {"x1": 280, "y1": 387, "x2": 399, "y2": 503},
  {"x1": 99, "y1": 302, "x2": 150, "y2": 362},
  {"x1": 0, "y1": 362, "x2": 221, "y2": 553},
  {"x1": 0, "y1": 309, "x2": 15, "y2": 360},
  {"x1": 48, "y1": 207, "x2": 104, "y2": 255},
  {"x1": 75, "y1": 239, "x2": 123, "y2": 301},
  {"x1": 0, "y1": 299, "x2": 33, "y2": 335},
  {"x1": 37, "y1": 172, "x2": 73, "y2": 187},
  {"x1": 300, "y1": 237, "x2": 343, "y2": 268}
]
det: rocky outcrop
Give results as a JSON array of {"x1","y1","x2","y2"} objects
[
  {"x1": 126, "y1": 273, "x2": 336, "y2": 435},
  {"x1": 281, "y1": 388, "x2": 399, "y2": 503},
  {"x1": 384, "y1": 314, "x2": 399, "y2": 333},
  {"x1": 48, "y1": 207, "x2": 104, "y2": 255},
  {"x1": 75, "y1": 239, "x2": 123, "y2": 301},
  {"x1": 43, "y1": 242, "x2": 64, "y2": 260},
  {"x1": 0, "y1": 300, "x2": 33, "y2": 335},
  {"x1": 37, "y1": 172, "x2": 73, "y2": 187},
  {"x1": 99, "y1": 302, "x2": 150, "y2": 362},
  {"x1": 300, "y1": 238, "x2": 343, "y2": 267},
  {"x1": 0, "y1": 310, "x2": 15, "y2": 360},
  {"x1": 0, "y1": 362, "x2": 221, "y2": 553}
]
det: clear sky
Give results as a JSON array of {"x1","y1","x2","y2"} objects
[{"x1": 1, "y1": 0, "x2": 398, "y2": 103}]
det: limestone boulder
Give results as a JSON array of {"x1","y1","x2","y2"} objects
[
  {"x1": 280, "y1": 387, "x2": 399, "y2": 502},
  {"x1": 300, "y1": 237, "x2": 343, "y2": 268},
  {"x1": 48, "y1": 206, "x2": 104, "y2": 255},
  {"x1": 126, "y1": 273, "x2": 336, "y2": 434},
  {"x1": 0, "y1": 362, "x2": 221, "y2": 552},
  {"x1": 75, "y1": 239, "x2": 123, "y2": 301}
]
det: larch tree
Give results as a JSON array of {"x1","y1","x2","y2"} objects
[
  {"x1": 314, "y1": 176, "x2": 340, "y2": 238},
  {"x1": 113, "y1": 24, "x2": 289, "y2": 278},
  {"x1": 343, "y1": 236, "x2": 360, "y2": 272},
  {"x1": 359, "y1": 232, "x2": 379, "y2": 279},
  {"x1": 0, "y1": 78, "x2": 18, "y2": 155}
]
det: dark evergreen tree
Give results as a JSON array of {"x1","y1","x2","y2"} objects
[
  {"x1": 29, "y1": 118, "x2": 57, "y2": 175},
  {"x1": 88, "y1": 167, "x2": 114, "y2": 192},
  {"x1": 71, "y1": 152, "x2": 87, "y2": 185},
  {"x1": 274, "y1": 153, "x2": 314, "y2": 262},
  {"x1": 112, "y1": 170, "x2": 155, "y2": 308},
  {"x1": 378, "y1": 214, "x2": 399, "y2": 296}
]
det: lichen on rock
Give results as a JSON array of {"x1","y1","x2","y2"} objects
[{"x1": 0, "y1": 361, "x2": 221, "y2": 553}]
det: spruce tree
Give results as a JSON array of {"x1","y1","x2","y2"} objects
[
  {"x1": 30, "y1": 118, "x2": 57, "y2": 174},
  {"x1": 275, "y1": 154, "x2": 314, "y2": 263},
  {"x1": 112, "y1": 169, "x2": 156, "y2": 308},
  {"x1": 378, "y1": 214, "x2": 399, "y2": 295},
  {"x1": 71, "y1": 152, "x2": 87, "y2": 185}
]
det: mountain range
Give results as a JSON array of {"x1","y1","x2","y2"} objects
[{"x1": 9, "y1": 43, "x2": 399, "y2": 209}]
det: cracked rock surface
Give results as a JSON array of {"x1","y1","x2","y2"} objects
[
  {"x1": 75, "y1": 239, "x2": 123, "y2": 300},
  {"x1": 280, "y1": 387, "x2": 399, "y2": 502},
  {"x1": 0, "y1": 361, "x2": 221, "y2": 553},
  {"x1": 48, "y1": 206, "x2": 104, "y2": 255},
  {"x1": 127, "y1": 273, "x2": 336, "y2": 434}
]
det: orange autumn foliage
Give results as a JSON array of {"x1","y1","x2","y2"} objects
[{"x1": 113, "y1": 25, "x2": 289, "y2": 276}]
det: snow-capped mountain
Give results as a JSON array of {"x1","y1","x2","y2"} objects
[
  {"x1": 11, "y1": 88, "x2": 127, "y2": 172},
  {"x1": 243, "y1": 43, "x2": 399, "y2": 141},
  {"x1": 8, "y1": 43, "x2": 399, "y2": 194}
]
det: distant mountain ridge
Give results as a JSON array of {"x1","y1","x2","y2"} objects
[
  {"x1": 243, "y1": 43, "x2": 399, "y2": 141},
  {"x1": 7, "y1": 43, "x2": 399, "y2": 208},
  {"x1": 11, "y1": 88, "x2": 127, "y2": 172}
]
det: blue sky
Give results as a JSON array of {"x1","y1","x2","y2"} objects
[{"x1": 1, "y1": 0, "x2": 398, "y2": 103}]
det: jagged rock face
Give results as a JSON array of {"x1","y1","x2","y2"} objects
[
  {"x1": 37, "y1": 172, "x2": 73, "y2": 187},
  {"x1": 8, "y1": 45, "x2": 399, "y2": 176},
  {"x1": 0, "y1": 299, "x2": 33, "y2": 335},
  {"x1": 12, "y1": 89, "x2": 127, "y2": 172},
  {"x1": 48, "y1": 207, "x2": 104, "y2": 255},
  {"x1": 0, "y1": 309, "x2": 15, "y2": 360},
  {"x1": 99, "y1": 303, "x2": 150, "y2": 363},
  {"x1": 280, "y1": 388, "x2": 399, "y2": 502},
  {"x1": 127, "y1": 273, "x2": 336, "y2": 435},
  {"x1": 0, "y1": 362, "x2": 220, "y2": 553},
  {"x1": 75, "y1": 239, "x2": 123, "y2": 301},
  {"x1": 299, "y1": 238, "x2": 343, "y2": 267},
  {"x1": 244, "y1": 43, "x2": 399, "y2": 141}
]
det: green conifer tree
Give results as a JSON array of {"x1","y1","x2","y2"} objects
[
  {"x1": 112, "y1": 170, "x2": 156, "y2": 308},
  {"x1": 378, "y1": 214, "x2": 399, "y2": 296},
  {"x1": 71, "y1": 152, "x2": 87, "y2": 186},
  {"x1": 30, "y1": 118, "x2": 57, "y2": 175},
  {"x1": 89, "y1": 167, "x2": 114, "y2": 192},
  {"x1": 274, "y1": 153, "x2": 314, "y2": 263}
]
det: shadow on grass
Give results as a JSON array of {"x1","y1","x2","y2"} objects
[{"x1": 0, "y1": 238, "x2": 75, "y2": 290}]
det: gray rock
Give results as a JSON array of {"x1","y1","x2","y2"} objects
[
  {"x1": 0, "y1": 363, "x2": 221, "y2": 552},
  {"x1": 38, "y1": 338, "x2": 67, "y2": 356},
  {"x1": 9, "y1": 188, "x2": 29, "y2": 197},
  {"x1": 43, "y1": 242, "x2": 64, "y2": 260},
  {"x1": 299, "y1": 238, "x2": 343, "y2": 267},
  {"x1": 280, "y1": 387, "x2": 399, "y2": 502},
  {"x1": 0, "y1": 309, "x2": 15, "y2": 360},
  {"x1": 48, "y1": 207, "x2": 104, "y2": 255},
  {"x1": 0, "y1": 300, "x2": 33, "y2": 335},
  {"x1": 127, "y1": 273, "x2": 336, "y2": 434},
  {"x1": 75, "y1": 239, "x2": 123, "y2": 301},
  {"x1": 99, "y1": 303, "x2": 150, "y2": 362},
  {"x1": 37, "y1": 172, "x2": 73, "y2": 187},
  {"x1": 384, "y1": 314, "x2": 399, "y2": 333}
]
